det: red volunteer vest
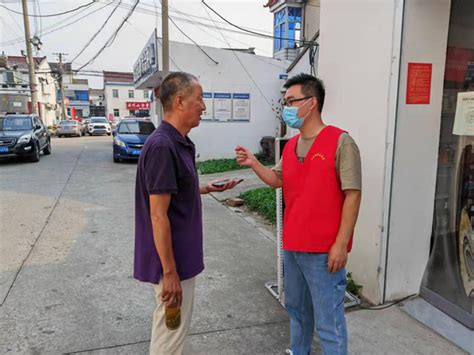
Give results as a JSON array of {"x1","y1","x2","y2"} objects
[{"x1": 282, "y1": 125, "x2": 353, "y2": 252}]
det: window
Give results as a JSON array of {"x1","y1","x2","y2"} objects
[
  {"x1": 143, "y1": 90, "x2": 149, "y2": 99},
  {"x1": 128, "y1": 90, "x2": 134, "y2": 98},
  {"x1": 118, "y1": 121, "x2": 155, "y2": 134},
  {"x1": 113, "y1": 109, "x2": 120, "y2": 117},
  {"x1": 75, "y1": 90, "x2": 89, "y2": 101},
  {"x1": 273, "y1": 7, "x2": 302, "y2": 51},
  {"x1": 113, "y1": 89, "x2": 119, "y2": 98},
  {"x1": 129, "y1": 110, "x2": 136, "y2": 116}
]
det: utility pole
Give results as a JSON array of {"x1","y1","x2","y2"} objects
[
  {"x1": 54, "y1": 53, "x2": 68, "y2": 120},
  {"x1": 161, "y1": 0, "x2": 169, "y2": 75},
  {"x1": 21, "y1": 0, "x2": 39, "y2": 115}
]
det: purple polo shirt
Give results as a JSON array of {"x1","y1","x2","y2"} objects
[{"x1": 134, "y1": 121, "x2": 204, "y2": 285}]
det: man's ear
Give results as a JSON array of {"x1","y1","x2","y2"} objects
[
  {"x1": 174, "y1": 95, "x2": 184, "y2": 112},
  {"x1": 312, "y1": 97, "x2": 319, "y2": 113}
]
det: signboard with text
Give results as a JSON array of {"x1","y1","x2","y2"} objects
[
  {"x1": 213, "y1": 93, "x2": 232, "y2": 121},
  {"x1": 232, "y1": 93, "x2": 250, "y2": 121},
  {"x1": 133, "y1": 29, "x2": 158, "y2": 87},
  {"x1": 126, "y1": 102, "x2": 151, "y2": 110}
]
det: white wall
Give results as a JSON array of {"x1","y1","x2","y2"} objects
[
  {"x1": 104, "y1": 84, "x2": 150, "y2": 118},
  {"x1": 36, "y1": 60, "x2": 57, "y2": 127},
  {"x1": 385, "y1": 0, "x2": 451, "y2": 300},
  {"x1": 150, "y1": 40, "x2": 290, "y2": 160},
  {"x1": 318, "y1": 0, "x2": 400, "y2": 303},
  {"x1": 304, "y1": 0, "x2": 321, "y2": 39}
]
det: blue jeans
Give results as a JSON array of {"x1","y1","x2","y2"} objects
[{"x1": 284, "y1": 251, "x2": 348, "y2": 355}]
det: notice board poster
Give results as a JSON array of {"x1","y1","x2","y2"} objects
[
  {"x1": 453, "y1": 92, "x2": 474, "y2": 136},
  {"x1": 214, "y1": 93, "x2": 232, "y2": 121},
  {"x1": 406, "y1": 63, "x2": 432, "y2": 105},
  {"x1": 232, "y1": 93, "x2": 250, "y2": 121},
  {"x1": 202, "y1": 92, "x2": 213, "y2": 120}
]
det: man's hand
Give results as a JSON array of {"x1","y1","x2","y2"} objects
[
  {"x1": 205, "y1": 178, "x2": 241, "y2": 193},
  {"x1": 235, "y1": 145, "x2": 257, "y2": 168},
  {"x1": 162, "y1": 270, "x2": 182, "y2": 307},
  {"x1": 328, "y1": 242, "x2": 348, "y2": 273}
]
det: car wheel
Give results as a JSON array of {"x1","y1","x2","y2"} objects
[
  {"x1": 57, "y1": 134, "x2": 62, "y2": 138},
  {"x1": 113, "y1": 155, "x2": 121, "y2": 163},
  {"x1": 30, "y1": 143, "x2": 40, "y2": 162},
  {"x1": 107, "y1": 132, "x2": 111, "y2": 136},
  {"x1": 43, "y1": 140, "x2": 52, "y2": 155}
]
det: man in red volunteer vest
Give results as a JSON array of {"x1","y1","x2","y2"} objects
[{"x1": 236, "y1": 73, "x2": 362, "y2": 355}]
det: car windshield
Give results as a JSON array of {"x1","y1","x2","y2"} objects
[
  {"x1": 0, "y1": 116, "x2": 33, "y2": 131},
  {"x1": 118, "y1": 121, "x2": 155, "y2": 134},
  {"x1": 60, "y1": 120, "x2": 76, "y2": 125},
  {"x1": 91, "y1": 118, "x2": 107, "y2": 123}
]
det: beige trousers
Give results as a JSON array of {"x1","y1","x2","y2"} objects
[{"x1": 150, "y1": 277, "x2": 196, "y2": 355}]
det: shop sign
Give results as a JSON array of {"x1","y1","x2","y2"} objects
[
  {"x1": 133, "y1": 29, "x2": 158, "y2": 87},
  {"x1": 126, "y1": 102, "x2": 151, "y2": 110}
]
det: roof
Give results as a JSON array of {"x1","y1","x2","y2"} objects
[
  {"x1": 3, "y1": 56, "x2": 46, "y2": 70},
  {"x1": 103, "y1": 71, "x2": 134, "y2": 84},
  {"x1": 264, "y1": 0, "x2": 279, "y2": 7}
]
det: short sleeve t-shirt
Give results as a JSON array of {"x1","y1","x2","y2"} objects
[{"x1": 134, "y1": 121, "x2": 204, "y2": 285}]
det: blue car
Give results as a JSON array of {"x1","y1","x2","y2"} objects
[{"x1": 113, "y1": 119, "x2": 155, "y2": 163}]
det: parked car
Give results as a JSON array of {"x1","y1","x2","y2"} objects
[
  {"x1": 0, "y1": 114, "x2": 51, "y2": 162},
  {"x1": 113, "y1": 119, "x2": 155, "y2": 163},
  {"x1": 56, "y1": 120, "x2": 82, "y2": 137},
  {"x1": 88, "y1": 117, "x2": 111, "y2": 136}
]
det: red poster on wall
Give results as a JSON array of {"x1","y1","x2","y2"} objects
[{"x1": 406, "y1": 63, "x2": 432, "y2": 105}]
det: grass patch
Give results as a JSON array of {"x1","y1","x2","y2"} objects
[
  {"x1": 197, "y1": 159, "x2": 246, "y2": 175},
  {"x1": 240, "y1": 187, "x2": 276, "y2": 224},
  {"x1": 198, "y1": 154, "x2": 274, "y2": 175},
  {"x1": 347, "y1": 272, "x2": 363, "y2": 297}
]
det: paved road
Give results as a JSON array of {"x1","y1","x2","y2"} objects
[{"x1": 0, "y1": 136, "x2": 466, "y2": 354}]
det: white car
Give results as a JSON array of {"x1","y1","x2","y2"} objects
[{"x1": 88, "y1": 117, "x2": 111, "y2": 136}]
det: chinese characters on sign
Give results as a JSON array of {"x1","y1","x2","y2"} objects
[
  {"x1": 406, "y1": 63, "x2": 432, "y2": 105},
  {"x1": 202, "y1": 92, "x2": 213, "y2": 120},
  {"x1": 213, "y1": 93, "x2": 233, "y2": 121},
  {"x1": 232, "y1": 93, "x2": 250, "y2": 120},
  {"x1": 126, "y1": 102, "x2": 151, "y2": 110},
  {"x1": 200, "y1": 92, "x2": 251, "y2": 122},
  {"x1": 453, "y1": 92, "x2": 474, "y2": 136}
]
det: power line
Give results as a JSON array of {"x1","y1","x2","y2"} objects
[
  {"x1": 201, "y1": 0, "x2": 317, "y2": 46},
  {"x1": 71, "y1": 0, "x2": 122, "y2": 62},
  {"x1": 0, "y1": 1, "x2": 112, "y2": 46},
  {"x1": 0, "y1": 1, "x2": 96, "y2": 18},
  {"x1": 77, "y1": 0, "x2": 140, "y2": 70},
  {"x1": 201, "y1": 2, "x2": 275, "y2": 110},
  {"x1": 164, "y1": 5, "x2": 218, "y2": 65},
  {"x1": 96, "y1": 0, "x2": 275, "y2": 43}
]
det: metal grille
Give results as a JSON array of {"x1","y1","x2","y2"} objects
[{"x1": 0, "y1": 139, "x2": 16, "y2": 147}]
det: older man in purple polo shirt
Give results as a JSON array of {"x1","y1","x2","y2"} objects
[{"x1": 135, "y1": 72, "x2": 239, "y2": 355}]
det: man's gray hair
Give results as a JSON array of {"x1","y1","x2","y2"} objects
[{"x1": 159, "y1": 72, "x2": 199, "y2": 112}]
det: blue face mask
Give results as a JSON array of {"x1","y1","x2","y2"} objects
[
  {"x1": 282, "y1": 106, "x2": 303, "y2": 128},
  {"x1": 282, "y1": 99, "x2": 311, "y2": 129}
]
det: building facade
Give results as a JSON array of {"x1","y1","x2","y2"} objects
[
  {"x1": 133, "y1": 33, "x2": 290, "y2": 161},
  {"x1": 89, "y1": 88, "x2": 105, "y2": 117},
  {"x1": 0, "y1": 55, "x2": 57, "y2": 126},
  {"x1": 275, "y1": 0, "x2": 473, "y2": 350},
  {"x1": 103, "y1": 71, "x2": 151, "y2": 120}
]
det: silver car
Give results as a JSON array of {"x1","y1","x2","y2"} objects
[{"x1": 57, "y1": 120, "x2": 82, "y2": 137}]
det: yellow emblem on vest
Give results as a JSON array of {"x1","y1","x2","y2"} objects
[{"x1": 311, "y1": 153, "x2": 326, "y2": 161}]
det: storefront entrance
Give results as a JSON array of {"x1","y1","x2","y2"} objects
[{"x1": 422, "y1": 0, "x2": 474, "y2": 329}]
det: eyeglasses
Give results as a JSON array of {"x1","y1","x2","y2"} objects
[{"x1": 282, "y1": 96, "x2": 314, "y2": 107}]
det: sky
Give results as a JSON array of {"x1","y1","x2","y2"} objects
[{"x1": 0, "y1": 0, "x2": 274, "y2": 88}]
